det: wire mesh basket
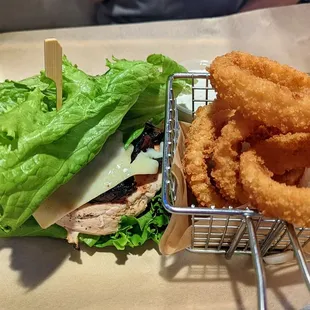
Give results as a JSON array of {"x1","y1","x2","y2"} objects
[{"x1": 162, "y1": 72, "x2": 310, "y2": 309}]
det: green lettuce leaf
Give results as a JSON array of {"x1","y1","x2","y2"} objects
[
  {"x1": 123, "y1": 126, "x2": 145, "y2": 150},
  {"x1": 0, "y1": 216, "x2": 67, "y2": 239},
  {"x1": 79, "y1": 193, "x2": 170, "y2": 250},
  {"x1": 0, "y1": 56, "x2": 160, "y2": 232},
  {"x1": 0, "y1": 81, "x2": 32, "y2": 114},
  {"x1": 119, "y1": 54, "x2": 188, "y2": 146}
]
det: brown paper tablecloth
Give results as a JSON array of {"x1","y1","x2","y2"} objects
[{"x1": 1, "y1": 4, "x2": 310, "y2": 310}]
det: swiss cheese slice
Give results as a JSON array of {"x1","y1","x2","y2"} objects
[{"x1": 33, "y1": 131, "x2": 159, "y2": 228}]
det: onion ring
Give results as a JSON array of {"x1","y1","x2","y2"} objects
[
  {"x1": 209, "y1": 51, "x2": 310, "y2": 133},
  {"x1": 212, "y1": 108, "x2": 235, "y2": 137},
  {"x1": 254, "y1": 133, "x2": 310, "y2": 175},
  {"x1": 240, "y1": 150, "x2": 310, "y2": 227},
  {"x1": 183, "y1": 103, "x2": 229, "y2": 207},
  {"x1": 273, "y1": 168, "x2": 305, "y2": 186},
  {"x1": 208, "y1": 99, "x2": 235, "y2": 135},
  {"x1": 211, "y1": 120, "x2": 308, "y2": 203},
  {"x1": 211, "y1": 114, "x2": 258, "y2": 204}
]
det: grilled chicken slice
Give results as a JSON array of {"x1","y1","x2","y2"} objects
[{"x1": 57, "y1": 173, "x2": 162, "y2": 238}]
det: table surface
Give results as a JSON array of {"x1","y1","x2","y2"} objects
[{"x1": 1, "y1": 5, "x2": 310, "y2": 309}]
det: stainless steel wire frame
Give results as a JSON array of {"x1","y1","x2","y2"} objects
[{"x1": 162, "y1": 72, "x2": 310, "y2": 310}]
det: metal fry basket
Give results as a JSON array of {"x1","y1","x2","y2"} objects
[{"x1": 162, "y1": 72, "x2": 310, "y2": 309}]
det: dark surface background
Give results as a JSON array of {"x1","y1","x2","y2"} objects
[{"x1": 0, "y1": 0, "x2": 302, "y2": 33}]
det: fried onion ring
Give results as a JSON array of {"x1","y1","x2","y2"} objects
[
  {"x1": 183, "y1": 104, "x2": 228, "y2": 207},
  {"x1": 273, "y1": 168, "x2": 305, "y2": 186},
  {"x1": 211, "y1": 114, "x2": 257, "y2": 204},
  {"x1": 209, "y1": 51, "x2": 310, "y2": 133},
  {"x1": 240, "y1": 150, "x2": 310, "y2": 227},
  {"x1": 254, "y1": 133, "x2": 310, "y2": 175},
  {"x1": 208, "y1": 99, "x2": 236, "y2": 136}
]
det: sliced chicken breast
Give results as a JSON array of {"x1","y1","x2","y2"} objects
[{"x1": 57, "y1": 173, "x2": 162, "y2": 237}]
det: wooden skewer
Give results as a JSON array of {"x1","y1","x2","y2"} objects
[{"x1": 44, "y1": 38, "x2": 63, "y2": 110}]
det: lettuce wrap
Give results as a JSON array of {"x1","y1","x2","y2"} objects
[{"x1": 0, "y1": 54, "x2": 187, "y2": 250}]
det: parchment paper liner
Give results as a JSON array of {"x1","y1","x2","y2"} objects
[
  {"x1": 159, "y1": 122, "x2": 192, "y2": 255},
  {"x1": 159, "y1": 122, "x2": 310, "y2": 260}
]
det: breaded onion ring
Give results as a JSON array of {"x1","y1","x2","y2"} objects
[
  {"x1": 183, "y1": 104, "x2": 228, "y2": 207},
  {"x1": 211, "y1": 108, "x2": 235, "y2": 137},
  {"x1": 211, "y1": 114, "x2": 257, "y2": 204},
  {"x1": 208, "y1": 99, "x2": 235, "y2": 136},
  {"x1": 240, "y1": 150, "x2": 310, "y2": 227},
  {"x1": 273, "y1": 168, "x2": 305, "y2": 186},
  {"x1": 209, "y1": 51, "x2": 310, "y2": 133},
  {"x1": 254, "y1": 133, "x2": 310, "y2": 175}
]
